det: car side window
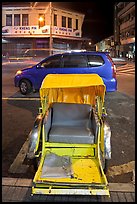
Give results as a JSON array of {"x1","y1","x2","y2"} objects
[
  {"x1": 87, "y1": 55, "x2": 104, "y2": 67},
  {"x1": 41, "y1": 55, "x2": 62, "y2": 68},
  {"x1": 63, "y1": 54, "x2": 88, "y2": 68}
]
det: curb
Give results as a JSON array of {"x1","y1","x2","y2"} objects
[{"x1": 2, "y1": 177, "x2": 135, "y2": 192}]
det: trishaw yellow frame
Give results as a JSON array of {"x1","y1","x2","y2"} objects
[{"x1": 28, "y1": 74, "x2": 110, "y2": 196}]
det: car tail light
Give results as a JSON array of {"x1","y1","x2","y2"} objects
[
  {"x1": 107, "y1": 55, "x2": 116, "y2": 79},
  {"x1": 112, "y1": 64, "x2": 116, "y2": 79}
]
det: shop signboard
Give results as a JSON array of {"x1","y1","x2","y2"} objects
[{"x1": 2, "y1": 25, "x2": 81, "y2": 38}]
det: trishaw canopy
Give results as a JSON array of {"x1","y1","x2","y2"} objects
[{"x1": 40, "y1": 74, "x2": 106, "y2": 112}]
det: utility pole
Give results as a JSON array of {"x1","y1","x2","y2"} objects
[
  {"x1": 49, "y1": 2, "x2": 53, "y2": 55},
  {"x1": 114, "y1": 3, "x2": 120, "y2": 57}
]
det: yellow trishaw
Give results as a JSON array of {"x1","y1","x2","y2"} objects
[{"x1": 27, "y1": 74, "x2": 111, "y2": 196}]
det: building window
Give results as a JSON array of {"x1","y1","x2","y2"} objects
[
  {"x1": 14, "y1": 14, "x2": 20, "y2": 26},
  {"x1": 76, "y1": 19, "x2": 78, "y2": 30},
  {"x1": 54, "y1": 14, "x2": 57, "y2": 26},
  {"x1": 68, "y1": 17, "x2": 72, "y2": 28},
  {"x1": 6, "y1": 14, "x2": 12, "y2": 26},
  {"x1": 62, "y1": 16, "x2": 66, "y2": 27},
  {"x1": 22, "y1": 14, "x2": 28, "y2": 26},
  {"x1": 39, "y1": 14, "x2": 45, "y2": 28}
]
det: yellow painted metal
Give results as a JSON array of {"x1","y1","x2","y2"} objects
[
  {"x1": 32, "y1": 186, "x2": 110, "y2": 196},
  {"x1": 100, "y1": 123, "x2": 105, "y2": 156},
  {"x1": 44, "y1": 141, "x2": 97, "y2": 148},
  {"x1": 32, "y1": 142, "x2": 109, "y2": 195},
  {"x1": 31, "y1": 73, "x2": 109, "y2": 196},
  {"x1": 43, "y1": 147, "x2": 95, "y2": 158},
  {"x1": 32, "y1": 112, "x2": 108, "y2": 196},
  {"x1": 33, "y1": 144, "x2": 108, "y2": 184},
  {"x1": 33, "y1": 158, "x2": 106, "y2": 183}
]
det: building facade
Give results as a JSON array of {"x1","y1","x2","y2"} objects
[
  {"x1": 95, "y1": 35, "x2": 115, "y2": 57},
  {"x1": 96, "y1": 2, "x2": 135, "y2": 60},
  {"x1": 2, "y1": 2, "x2": 87, "y2": 57},
  {"x1": 114, "y1": 2, "x2": 135, "y2": 59}
]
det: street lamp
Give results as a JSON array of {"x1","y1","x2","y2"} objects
[
  {"x1": 38, "y1": 16, "x2": 44, "y2": 29},
  {"x1": 39, "y1": 16, "x2": 44, "y2": 22}
]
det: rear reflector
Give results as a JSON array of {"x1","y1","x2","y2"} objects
[{"x1": 107, "y1": 55, "x2": 116, "y2": 79}]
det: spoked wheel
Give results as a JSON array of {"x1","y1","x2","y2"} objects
[
  {"x1": 103, "y1": 159, "x2": 109, "y2": 174},
  {"x1": 32, "y1": 158, "x2": 38, "y2": 171}
]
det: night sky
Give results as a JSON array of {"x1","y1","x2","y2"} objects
[
  {"x1": 53, "y1": 2, "x2": 115, "y2": 43},
  {"x1": 2, "y1": 1, "x2": 115, "y2": 44}
]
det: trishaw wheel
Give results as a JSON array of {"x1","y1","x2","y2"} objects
[
  {"x1": 32, "y1": 157, "x2": 39, "y2": 171},
  {"x1": 104, "y1": 159, "x2": 109, "y2": 174}
]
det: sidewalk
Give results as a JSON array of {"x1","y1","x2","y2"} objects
[{"x1": 2, "y1": 177, "x2": 135, "y2": 202}]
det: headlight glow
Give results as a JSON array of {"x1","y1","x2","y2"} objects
[{"x1": 16, "y1": 70, "x2": 22, "y2": 75}]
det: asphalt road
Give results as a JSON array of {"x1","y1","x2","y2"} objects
[{"x1": 2, "y1": 60, "x2": 135, "y2": 184}]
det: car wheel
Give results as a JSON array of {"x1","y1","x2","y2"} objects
[{"x1": 19, "y1": 79, "x2": 32, "y2": 95}]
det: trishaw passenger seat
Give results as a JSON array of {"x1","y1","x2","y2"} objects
[{"x1": 47, "y1": 103, "x2": 95, "y2": 144}]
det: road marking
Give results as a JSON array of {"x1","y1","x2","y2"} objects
[
  {"x1": 9, "y1": 138, "x2": 30, "y2": 174},
  {"x1": 2, "y1": 97, "x2": 40, "y2": 101},
  {"x1": 117, "y1": 68, "x2": 135, "y2": 72},
  {"x1": 2, "y1": 61, "x2": 24, "y2": 64},
  {"x1": 2, "y1": 61, "x2": 39, "y2": 65},
  {"x1": 116, "y1": 65, "x2": 135, "y2": 76},
  {"x1": 108, "y1": 161, "x2": 135, "y2": 178},
  {"x1": 2, "y1": 62, "x2": 11, "y2": 65},
  {"x1": 117, "y1": 72, "x2": 135, "y2": 76},
  {"x1": 117, "y1": 67, "x2": 135, "y2": 75}
]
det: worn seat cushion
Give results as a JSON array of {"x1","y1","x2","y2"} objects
[
  {"x1": 48, "y1": 126, "x2": 95, "y2": 144},
  {"x1": 47, "y1": 103, "x2": 95, "y2": 144}
]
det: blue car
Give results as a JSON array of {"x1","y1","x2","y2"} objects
[{"x1": 14, "y1": 51, "x2": 117, "y2": 95}]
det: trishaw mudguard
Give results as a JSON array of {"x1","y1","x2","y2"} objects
[{"x1": 27, "y1": 114, "x2": 43, "y2": 159}]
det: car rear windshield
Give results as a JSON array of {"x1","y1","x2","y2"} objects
[{"x1": 87, "y1": 55, "x2": 104, "y2": 67}]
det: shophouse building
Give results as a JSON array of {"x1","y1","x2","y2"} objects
[
  {"x1": 95, "y1": 35, "x2": 115, "y2": 57},
  {"x1": 96, "y1": 2, "x2": 135, "y2": 60},
  {"x1": 114, "y1": 2, "x2": 135, "y2": 59},
  {"x1": 2, "y1": 2, "x2": 87, "y2": 57}
]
